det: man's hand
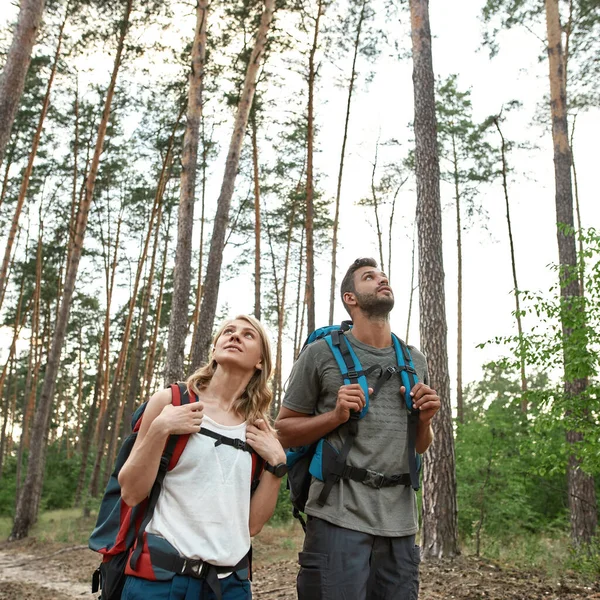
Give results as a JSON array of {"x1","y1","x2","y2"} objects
[
  {"x1": 401, "y1": 382, "x2": 440, "y2": 424},
  {"x1": 334, "y1": 384, "x2": 373, "y2": 424}
]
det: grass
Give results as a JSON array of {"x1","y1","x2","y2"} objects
[{"x1": 0, "y1": 507, "x2": 99, "y2": 545}]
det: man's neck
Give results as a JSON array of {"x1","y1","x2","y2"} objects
[{"x1": 350, "y1": 313, "x2": 392, "y2": 349}]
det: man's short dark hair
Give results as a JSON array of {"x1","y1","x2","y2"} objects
[{"x1": 340, "y1": 257, "x2": 378, "y2": 315}]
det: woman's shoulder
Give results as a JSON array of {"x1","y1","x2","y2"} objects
[{"x1": 147, "y1": 386, "x2": 173, "y2": 409}]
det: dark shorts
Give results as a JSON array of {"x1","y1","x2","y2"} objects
[
  {"x1": 297, "y1": 517, "x2": 420, "y2": 600},
  {"x1": 122, "y1": 572, "x2": 251, "y2": 600}
]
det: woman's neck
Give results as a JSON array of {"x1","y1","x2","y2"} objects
[{"x1": 200, "y1": 367, "x2": 252, "y2": 423}]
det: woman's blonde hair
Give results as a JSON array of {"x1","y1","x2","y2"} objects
[{"x1": 186, "y1": 315, "x2": 274, "y2": 423}]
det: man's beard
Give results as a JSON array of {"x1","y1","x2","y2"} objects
[{"x1": 354, "y1": 290, "x2": 394, "y2": 318}]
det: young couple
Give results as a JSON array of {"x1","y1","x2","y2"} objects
[{"x1": 118, "y1": 257, "x2": 440, "y2": 600}]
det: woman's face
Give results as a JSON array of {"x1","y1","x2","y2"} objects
[{"x1": 213, "y1": 319, "x2": 263, "y2": 373}]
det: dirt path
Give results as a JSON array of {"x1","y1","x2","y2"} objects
[{"x1": 1, "y1": 540, "x2": 598, "y2": 600}]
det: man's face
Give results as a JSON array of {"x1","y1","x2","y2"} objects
[{"x1": 350, "y1": 266, "x2": 394, "y2": 317}]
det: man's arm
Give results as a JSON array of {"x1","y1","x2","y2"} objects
[{"x1": 275, "y1": 384, "x2": 368, "y2": 449}]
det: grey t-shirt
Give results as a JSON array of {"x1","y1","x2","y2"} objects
[{"x1": 282, "y1": 331, "x2": 429, "y2": 537}]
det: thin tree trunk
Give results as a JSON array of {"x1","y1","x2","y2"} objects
[
  {"x1": 165, "y1": 0, "x2": 208, "y2": 383},
  {"x1": 405, "y1": 221, "x2": 417, "y2": 344},
  {"x1": 94, "y1": 205, "x2": 123, "y2": 441},
  {"x1": 0, "y1": 0, "x2": 46, "y2": 168},
  {"x1": 370, "y1": 141, "x2": 385, "y2": 272},
  {"x1": 544, "y1": 0, "x2": 597, "y2": 545},
  {"x1": 305, "y1": 0, "x2": 323, "y2": 336},
  {"x1": 21, "y1": 226, "x2": 42, "y2": 450},
  {"x1": 0, "y1": 278, "x2": 26, "y2": 479},
  {"x1": 409, "y1": 0, "x2": 458, "y2": 559},
  {"x1": 120, "y1": 204, "x2": 163, "y2": 441},
  {"x1": 328, "y1": 0, "x2": 366, "y2": 325},
  {"x1": 452, "y1": 134, "x2": 464, "y2": 424},
  {"x1": 252, "y1": 112, "x2": 261, "y2": 320},
  {"x1": 191, "y1": 0, "x2": 275, "y2": 368},
  {"x1": 0, "y1": 135, "x2": 19, "y2": 211},
  {"x1": 10, "y1": 0, "x2": 133, "y2": 540},
  {"x1": 493, "y1": 116, "x2": 527, "y2": 402},
  {"x1": 190, "y1": 121, "x2": 208, "y2": 351},
  {"x1": 570, "y1": 116, "x2": 584, "y2": 296},
  {"x1": 144, "y1": 215, "x2": 170, "y2": 402},
  {"x1": 0, "y1": 8, "x2": 67, "y2": 311},
  {"x1": 293, "y1": 228, "x2": 306, "y2": 359},
  {"x1": 274, "y1": 169, "x2": 305, "y2": 405}
]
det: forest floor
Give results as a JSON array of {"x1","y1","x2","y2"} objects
[{"x1": 0, "y1": 520, "x2": 599, "y2": 600}]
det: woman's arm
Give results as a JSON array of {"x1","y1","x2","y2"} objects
[
  {"x1": 245, "y1": 419, "x2": 286, "y2": 536},
  {"x1": 118, "y1": 388, "x2": 204, "y2": 506}
]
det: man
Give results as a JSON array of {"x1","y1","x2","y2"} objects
[{"x1": 275, "y1": 257, "x2": 441, "y2": 600}]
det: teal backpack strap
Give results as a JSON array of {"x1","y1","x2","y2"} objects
[
  {"x1": 392, "y1": 335, "x2": 420, "y2": 491},
  {"x1": 324, "y1": 331, "x2": 371, "y2": 418}
]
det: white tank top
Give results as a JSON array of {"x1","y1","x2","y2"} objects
[{"x1": 145, "y1": 415, "x2": 252, "y2": 567}]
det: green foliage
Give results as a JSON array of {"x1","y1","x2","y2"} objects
[{"x1": 270, "y1": 475, "x2": 294, "y2": 525}]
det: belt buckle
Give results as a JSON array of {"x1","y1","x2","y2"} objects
[{"x1": 365, "y1": 470, "x2": 385, "y2": 489}]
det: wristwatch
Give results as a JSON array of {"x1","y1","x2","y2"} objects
[{"x1": 264, "y1": 461, "x2": 288, "y2": 478}]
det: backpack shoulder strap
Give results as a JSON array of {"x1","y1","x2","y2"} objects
[
  {"x1": 324, "y1": 331, "x2": 371, "y2": 419},
  {"x1": 391, "y1": 335, "x2": 420, "y2": 491},
  {"x1": 130, "y1": 384, "x2": 189, "y2": 570}
]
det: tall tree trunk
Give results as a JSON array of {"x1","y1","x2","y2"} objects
[
  {"x1": 328, "y1": 0, "x2": 366, "y2": 324},
  {"x1": 452, "y1": 135, "x2": 464, "y2": 424},
  {"x1": 0, "y1": 278, "x2": 26, "y2": 479},
  {"x1": 144, "y1": 215, "x2": 170, "y2": 402},
  {"x1": 293, "y1": 228, "x2": 306, "y2": 359},
  {"x1": 191, "y1": 0, "x2": 275, "y2": 368},
  {"x1": 544, "y1": 0, "x2": 597, "y2": 545},
  {"x1": 409, "y1": 0, "x2": 458, "y2": 559},
  {"x1": 0, "y1": 9, "x2": 67, "y2": 310},
  {"x1": 252, "y1": 112, "x2": 261, "y2": 320},
  {"x1": 0, "y1": 0, "x2": 46, "y2": 168},
  {"x1": 94, "y1": 205, "x2": 123, "y2": 441},
  {"x1": 190, "y1": 131, "x2": 207, "y2": 351},
  {"x1": 120, "y1": 204, "x2": 163, "y2": 441},
  {"x1": 165, "y1": 0, "x2": 207, "y2": 383},
  {"x1": 10, "y1": 0, "x2": 133, "y2": 540},
  {"x1": 370, "y1": 141, "x2": 385, "y2": 272},
  {"x1": 405, "y1": 221, "x2": 417, "y2": 344},
  {"x1": 569, "y1": 116, "x2": 584, "y2": 296},
  {"x1": 493, "y1": 116, "x2": 527, "y2": 403},
  {"x1": 305, "y1": 0, "x2": 323, "y2": 336}
]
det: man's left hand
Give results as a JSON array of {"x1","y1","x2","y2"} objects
[{"x1": 401, "y1": 382, "x2": 440, "y2": 423}]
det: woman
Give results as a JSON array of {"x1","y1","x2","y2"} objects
[{"x1": 118, "y1": 315, "x2": 286, "y2": 600}]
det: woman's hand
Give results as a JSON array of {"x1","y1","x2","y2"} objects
[
  {"x1": 246, "y1": 419, "x2": 285, "y2": 465},
  {"x1": 153, "y1": 401, "x2": 204, "y2": 436}
]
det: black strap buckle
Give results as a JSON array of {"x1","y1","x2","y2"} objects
[
  {"x1": 182, "y1": 558, "x2": 208, "y2": 578},
  {"x1": 347, "y1": 369, "x2": 359, "y2": 380},
  {"x1": 233, "y1": 438, "x2": 247, "y2": 451},
  {"x1": 363, "y1": 470, "x2": 385, "y2": 489}
]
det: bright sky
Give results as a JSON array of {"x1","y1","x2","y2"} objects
[{"x1": 1, "y1": 0, "x2": 598, "y2": 408}]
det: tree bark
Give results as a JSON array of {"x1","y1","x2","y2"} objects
[
  {"x1": 0, "y1": 8, "x2": 66, "y2": 311},
  {"x1": 191, "y1": 0, "x2": 275, "y2": 368},
  {"x1": 0, "y1": 0, "x2": 47, "y2": 168},
  {"x1": 409, "y1": 0, "x2": 458, "y2": 559},
  {"x1": 328, "y1": 0, "x2": 366, "y2": 325},
  {"x1": 452, "y1": 133, "x2": 464, "y2": 424},
  {"x1": 305, "y1": 0, "x2": 323, "y2": 336},
  {"x1": 493, "y1": 116, "x2": 527, "y2": 403},
  {"x1": 544, "y1": 0, "x2": 597, "y2": 545},
  {"x1": 164, "y1": 0, "x2": 207, "y2": 383},
  {"x1": 252, "y1": 112, "x2": 261, "y2": 320},
  {"x1": 10, "y1": 0, "x2": 133, "y2": 540}
]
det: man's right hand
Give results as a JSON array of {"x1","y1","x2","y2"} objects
[{"x1": 334, "y1": 384, "x2": 372, "y2": 424}]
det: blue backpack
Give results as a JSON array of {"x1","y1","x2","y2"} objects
[{"x1": 285, "y1": 321, "x2": 421, "y2": 530}]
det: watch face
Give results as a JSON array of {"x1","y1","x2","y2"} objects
[{"x1": 274, "y1": 463, "x2": 288, "y2": 478}]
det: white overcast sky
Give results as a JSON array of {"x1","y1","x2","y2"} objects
[{"x1": 1, "y1": 0, "x2": 598, "y2": 406}]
